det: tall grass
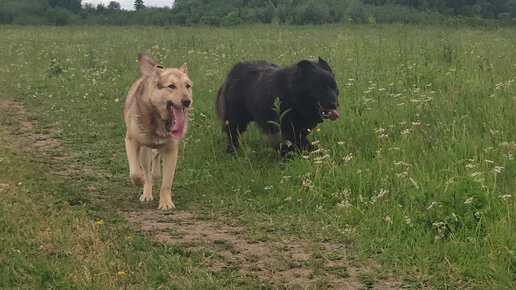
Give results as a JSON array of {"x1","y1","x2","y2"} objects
[{"x1": 0, "y1": 24, "x2": 515, "y2": 288}]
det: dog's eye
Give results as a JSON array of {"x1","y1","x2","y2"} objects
[
  {"x1": 168, "y1": 84, "x2": 176, "y2": 89},
  {"x1": 186, "y1": 84, "x2": 191, "y2": 89}
]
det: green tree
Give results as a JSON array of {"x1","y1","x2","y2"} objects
[
  {"x1": 134, "y1": 0, "x2": 145, "y2": 11},
  {"x1": 48, "y1": 0, "x2": 81, "y2": 13},
  {"x1": 108, "y1": 1, "x2": 121, "y2": 10}
]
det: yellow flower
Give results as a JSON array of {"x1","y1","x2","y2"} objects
[
  {"x1": 117, "y1": 271, "x2": 125, "y2": 275},
  {"x1": 316, "y1": 128, "x2": 321, "y2": 132},
  {"x1": 135, "y1": 59, "x2": 138, "y2": 63},
  {"x1": 96, "y1": 220, "x2": 104, "y2": 225},
  {"x1": 243, "y1": 189, "x2": 251, "y2": 194}
]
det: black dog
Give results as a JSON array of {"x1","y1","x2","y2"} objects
[{"x1": 215, "y1": 58, "x2": 339, "y2": 156}]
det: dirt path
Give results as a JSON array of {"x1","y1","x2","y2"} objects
[{"x1": 0, "y1": 99, "x2": 400, "y2": 289}]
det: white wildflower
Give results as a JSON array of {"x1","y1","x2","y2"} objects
[
  {"x1": 432, "y1": 221, "x2": 444, "y2": 228},
  {"x1": 394, "y1": 161, "x2": 411, "y2": 167},
  {"x1": 396, "y1": 172, "x2": 409, "y2": 178},
  {"x1": 498, "y1": 194, "x2": 512, "y2": 201},
  {"x1": 409, "y1": 177, "x2": 419, "y2": 189},
  {"x1": 464, "y1": 197, "x2": 474, "y2": 205},
  {"x1": 336, "y1": 200, "x2": 351, "y2": 208},
  {"x1": 385, "y1": 215, "x2": 392, "y2": 224},
  {"x1": 427, "y1": 201, "x2": 438, "y2": 210},
  {"x1": 377, "y1": 189, "x2": 389, "y2": 199}
]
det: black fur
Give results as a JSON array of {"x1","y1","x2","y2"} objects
[{"x1": 215, "y1": 58, "x2": 339, "y2": 156}]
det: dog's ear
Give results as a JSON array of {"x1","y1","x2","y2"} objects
[
  {"x1": 297, "y1": 60, "x2": 314, "y2": 70},
  {"x1": 138, "y1": 53, "x2": 159, "y2": 76},
  {"x1": 317, "y1": 57, "x2": 331, "y2": 71},
  {"x1": 179, "y1": 63, "x2": 188, "y2": 74}
]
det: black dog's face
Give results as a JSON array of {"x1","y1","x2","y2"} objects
[
  {"x1": 297, "y1": 58, "x2": 340, "y2": 121},
  {"x1": 315, "y1": 73, "x2": 339, "y2": 120}
]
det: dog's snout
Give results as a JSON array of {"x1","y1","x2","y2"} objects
[{"x1": 182, "y1": 99, "x2": 191, "y2": 108}]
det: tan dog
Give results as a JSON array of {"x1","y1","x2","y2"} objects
[{"x1": 124, "y1": 53, "x2": 193, "y2": 209}]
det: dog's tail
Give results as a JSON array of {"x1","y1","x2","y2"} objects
[{"x1": 215, "y1": 84, "x2": 226, "y2": 125}]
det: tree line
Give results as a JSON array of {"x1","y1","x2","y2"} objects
[{"x1": 1, "y1": 0, "x2": 515, "y2": 26}]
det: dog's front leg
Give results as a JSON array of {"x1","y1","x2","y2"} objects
[
  {"x1": 300, "y1": 131, "x2": 313, "y2": 151},
  {"x1": 125, "y1": 137, "x2": 144, "y2": 186},
  {"x1": 158, "y1": 146, "x2": 178, "y2": 210},
  {"x1": 139, "y1": 147, "x2": 153, "y2": 202},
  {"x1": 269, "y1": 133, "x2": 280, "y2": 151},
  {"x1": 151, "y1": 149, "x2": 161, "y2": 185},
  {"x1": 280, "y1": 121, "x2": 297, "y2": 156}
]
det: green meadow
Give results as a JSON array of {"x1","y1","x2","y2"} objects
[{"x1": 0, "y1": 25, "x2": 515, "y2": 288}]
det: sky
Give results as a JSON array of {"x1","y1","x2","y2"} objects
[{"x1": 82, "y1": 0, "x2": 173, "y2": 10}]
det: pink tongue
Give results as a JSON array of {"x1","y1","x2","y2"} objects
[
  {"x1": 170, "y1": 106, "x2": 185, "y2": 139},
  {"x1": 329, "y1": 109, "x2": 339, "y2": 121}
]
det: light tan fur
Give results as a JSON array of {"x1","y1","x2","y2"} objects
[{"x1": 124, "y1": 53, "x2": 193, "y2": 210}]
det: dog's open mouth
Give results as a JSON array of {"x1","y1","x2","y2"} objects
[
  {"x1": 319, "y1": 103, "x2": 340, "y2": 121},
  {"x1": 167, "y1": 102, "x2": 185, "y2": 139}
]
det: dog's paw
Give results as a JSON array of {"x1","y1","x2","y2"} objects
[
  {"x1": 130, "y1": 172, "x2": 145, "y2": 187},
  {"x1": 139, "y1": 192, "x2": 154, "y2": 202},
  {"x1": 158, "y1": 200, "x2": 176, "y2": 210}
]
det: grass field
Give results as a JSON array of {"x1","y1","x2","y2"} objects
[{"x1": 0, "y1": 24, "x2": 515, "y2": 288}]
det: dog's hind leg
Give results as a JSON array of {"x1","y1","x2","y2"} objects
[
  {"x1": 125, "y1": 137, "x2": 144, "y2": 186},
  {"x1": 151, "y1": 149, "x2": 161, "y2": 185},
  {"x1": 139, "y1": 147, "x2": 154, "y2": 202},
  {"x1": 225, "y1": 122, "x2": 240, "y2": 153},
  {"x1": 225, "y1": 110, "x2": 252, "y2": 153}
]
